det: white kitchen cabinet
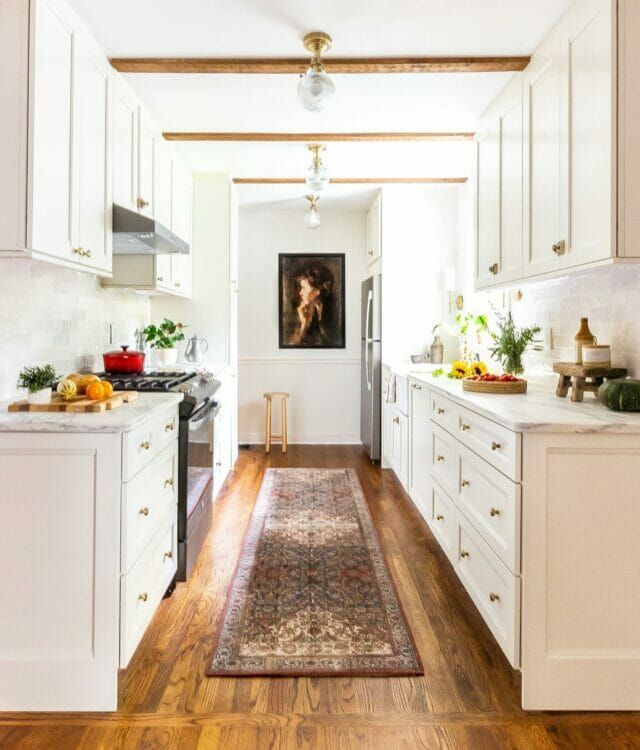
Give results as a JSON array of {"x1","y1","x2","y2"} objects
[
  {"x1": 171, "y1": 158, "x2": 193, "y2": 248},
  {"x1": 475, "y1": 112, "x2": 500, "y2": 287},
  {"x1": 392, "y1": 406, "x2": 409, "y2": 490},
  {"x1": 137, "y1": 108, "x2": 156, "y2": 217},
  {"x1": 112, "y1": 75, "x2": 139, "y2": 214},
  {"x1": 154, "y1": 136, "x2": 173, "y2": 229},
  {"x1": 366, "y1": 192, "x2": 382, "y2": 268},
  {"x1": 408, "y1": 379, "x2": 431, "y2": 517}
]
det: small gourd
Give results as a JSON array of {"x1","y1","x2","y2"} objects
[
  {"x1": 598, "y1": 378, "x2": 640, "y2": 412},
  {"x1": 56, "y1": 378, "x2": 78, "y2": 402}
]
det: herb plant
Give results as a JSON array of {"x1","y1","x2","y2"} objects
[
  {"x1": 489, "y1": 310, "x2": 542, "y2": 375},
  {"x1": 17, "y1": 364, "x2": 58, "y2": 393},
  {"x1": 142, "y1": 318, "x2": 187, "y2": 350}
]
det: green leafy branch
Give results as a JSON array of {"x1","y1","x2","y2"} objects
[
  {"x1": 17, "y1": 364, "x2": 58, "y2": 393},
  {"x1": 143, "y1": 318, "x2": 187, "y2": 350}
]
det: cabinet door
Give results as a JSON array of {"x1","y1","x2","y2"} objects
[
  {"x1": 368, "y1": 194, "x2": 382, "y2": 266},
  {"x1": 475, "y1": 115, "x2": 500, "y2": 287},
  {"x1": 137, "y1": 108, "x2": 155, "y2": 217},
  {"x1": 154, "y1": 255, "x2": 173, "y2": 292},
  {"x1": 29, "y1": 0, "x2": 75, "y2": 259},
  {"x1": 170, "y1": 254, "x2": 192, "y2": 297},
  {"x1": 171, "y1": 158, "x2": 193, "y2": 245},
  {"x1": 409, "y1": 382, "x2": 432, "y2": 516},
  {"x1": 73, "y1": 32, "x2": 111, "y2": 273},
  {"x1": 112, "y1": 76, "x2": 138, "y2": 212},
  {"x1": 392, "y1": 407, "x2": 408, "y2": 489},
  {"x1": 154, "y1": 137, "x2": 173, "y2": 229},
  {"x1": 523, "y1": 31, "x2": 562, "y2": 277},
  {"x1": 559, "y1": 0, "x2": 614, "y2": 269}
]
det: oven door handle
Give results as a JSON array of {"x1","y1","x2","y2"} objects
[{"x1": 189, "y1": 401, "x2": 220, "y2": 431}]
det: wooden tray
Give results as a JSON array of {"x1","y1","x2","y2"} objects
[
  {"x1": 463, "y1": 378, "x2": 527, "y2": 394},
  {"x1": 8, "y1": 391, "x2": 138, "y2": 413}
]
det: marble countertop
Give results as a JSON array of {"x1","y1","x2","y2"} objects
[
  {"x1": 408, "y1": 372, "x2": 640, "y2": 434},
  {"x1": 0, "y1": 392, "x2": 184, "y2": 434}
]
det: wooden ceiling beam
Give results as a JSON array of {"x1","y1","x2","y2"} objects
[
  {"x1": 110, "y1": 56, "x2": 529, "y2": 75},
  {"x1": 163, "y1": 132, "x2": 475, "y2": 142},
  {"x1": 232, "y1": 177, "x2": 467, "y2": 184}
]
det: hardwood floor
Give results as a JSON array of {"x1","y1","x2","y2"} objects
[{"x1": 1, "y1": 445, "x2": 639, "y2": 749}]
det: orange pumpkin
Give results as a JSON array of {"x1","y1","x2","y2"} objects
[{"x1": 86, "y1": 381, "x2": 105, "y2": 401}]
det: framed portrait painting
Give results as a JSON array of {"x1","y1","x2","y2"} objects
[{"x1": 278, "y1": 253, "x2": 346, "y2": 349}]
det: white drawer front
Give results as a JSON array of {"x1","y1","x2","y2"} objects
[
  {"x1": 429, "y1": 480, "x2": 456, "y2": 563},
  {"x1": 122, "y1": 406, "x2": 179, "y2": 481},
  {"x1": 121, "y1": 442, "x2": 178, "y2": 573},
  {"x1": 431, "y1": 423, "x2": 457, "y2": 498},
  {"x1": 455, "y1": 511, "x2": 520, "y2": 668},
  {"x1": 120, "y1": 516, "x2": 177, "y2": 667},
  {"x1": 457, "y1": 404, "x2": 521, "y2": 481},
  {"x1": 457, "y1": 444, "x2": 521, "y2": 574},
  {"x1": 431, "y1": 391, "x2": 458, "y2": 435}
]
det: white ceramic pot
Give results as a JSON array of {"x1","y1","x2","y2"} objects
[
  {"x1": 153, "y1": 347, "x2": 178, "y2": 367},
  {"x1": 28, "y1": 387, "x2": 52, "y2": 404}
]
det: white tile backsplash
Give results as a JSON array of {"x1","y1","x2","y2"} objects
[{"x1": 0, "y1": 259, "x2": 149, "y2": 400}]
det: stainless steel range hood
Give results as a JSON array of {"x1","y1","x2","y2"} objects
[{"x1": 112, "y1": 204, "x2": 189, "y2": 255}]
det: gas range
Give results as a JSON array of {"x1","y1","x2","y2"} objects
[{"x1": 98, "y1": 369, "x2": 221, "y2": 418}]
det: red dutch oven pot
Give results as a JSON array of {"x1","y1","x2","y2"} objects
[{"x1": 103, "y1": 345, "x2": 146, "y2": 374}]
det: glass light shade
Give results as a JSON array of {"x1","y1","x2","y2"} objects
[
  {"x1": 305, "y1": 163, "x2": 329, "y2": 191},
  {"x1": 297, "y1": 68, "x2": 335, "y2": 112},
  {"x1": 304, "y1": 207, "x2": 321, "y2": 229}
]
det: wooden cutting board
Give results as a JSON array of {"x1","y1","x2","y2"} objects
[{"x1": 8, "y1": 391, "x2": 139, "y2": 413}]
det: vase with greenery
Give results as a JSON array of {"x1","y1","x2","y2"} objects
[
  {"x1": 142, "y1": 318, "x2": 186, "y2": 366},
  {"x1": 17, "y1": 364, "x2": 58, "y2": 404},
  {"x1": 489, "y1": 310, "x2": 542, "y2": 376},
  {"x1": 455, "y1": 312, "x2": 488, "y2": 363}
]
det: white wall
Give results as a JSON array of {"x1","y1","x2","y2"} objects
[
  {"x1": 0, "y1": 259, "x2": 149, "y2": 400},
  {"x1": 238, "y1": 209, "x2": 367, "y2": 444}
]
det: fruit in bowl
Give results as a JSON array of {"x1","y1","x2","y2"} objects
[{"x1": 467, "y1": 373, "x2": 522, "y2": 382}]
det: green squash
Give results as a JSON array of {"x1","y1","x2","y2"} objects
[{"x1": 598, "y1": 378, "x2": 640, "y2": 411}]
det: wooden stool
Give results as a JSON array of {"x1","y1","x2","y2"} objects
[
  {"x1": 553, "y1": 362, "x2": 627, "y2": 402},
  {"x1": 263, "y1": 392, "x2": 289, "y2": 453}
]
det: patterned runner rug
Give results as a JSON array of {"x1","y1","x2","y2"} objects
[{"x1": 208, "y1": 468, "x2": 423, "y2": 676}]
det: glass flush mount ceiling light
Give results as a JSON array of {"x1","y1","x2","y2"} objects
[
  {"x1": 297, "y1": 32, "x2": 335, "y2": 112},
  {"x1": 304, "y1": 194, "x2": 321, "y2": 229},
  {"x1": 305, "y1": 144, "x2": 329, "y2": 191}
]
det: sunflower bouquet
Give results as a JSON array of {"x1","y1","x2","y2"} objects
[{"x1": 433, "y1": 360, "x2": 488, "y2": 379}]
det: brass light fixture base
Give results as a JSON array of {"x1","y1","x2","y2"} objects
[
  {"x1": 305, "y1": 194, "x2": 320, "y2": 210},
  {"x1": 302, "y1": 32, "x2": 332, "y2": 58}
]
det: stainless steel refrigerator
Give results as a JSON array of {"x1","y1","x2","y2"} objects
[{"x1": 360, "y1": 275, "x2": 382, "y2": 461}]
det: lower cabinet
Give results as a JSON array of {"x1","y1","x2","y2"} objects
[
  {"x1": 408, "y1": 381, "x2": 431, "y2": 515},
  {"x1": 391, "y1": 406, "x2": 409, "y2": 489}
]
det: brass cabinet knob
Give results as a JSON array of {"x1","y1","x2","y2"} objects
[
  {"x1": 163, "y1": 550, "x2": 173, "y2": 561},
  {"x1": 84, "y1": 248, "x2": 92, "y2": 258},
  {"x1": 157, "y1": 276, "x2": 164, "y2": 283},
  {"x1": 137, "y1": 197, "x2": 150, "y2": 209},
  {"x1": 175, "y1": 282, "x2": 181, "y2": 288},
  {"x1": 412, "y1": 384, "x2": 422, "y2": 390},
  {"x1": 489, "y1": 262, "x2": 499, "y2": 275},
  {"x1": 140, "y1": 440, "x2": 150, "y2": 450},
  {"x1": 437, "y1": 407, "x2": 445, "y2": 415},
  {"x1": 461, "y1": 479, "x2": 470, "y2": 487},
  {"x1": 491, "y1": 441, "x2": 501, "y2": 451},
  {"x1": 461, "y1": 423, "x2": 470, "y2": 431},
  {"x1": 460, "y1": 550, "x2": 470, "y2": 559},
  {"x1": 164, "y1": 478, "x2": 174, "y2": 488},
  {"x1": 393, "y1": 416, "x2": 400, "y2": 424},
  {"x1": 552, "y1": 240, "x2": 566, "y2": 255},
  {"x1": 164, "y1": 421, "x2": 175, "y2": 432},
  {"x1": 436, "y1": 514, "x2": 444, "y2": 521},
  {"x1": 490, "y1": 507, "x2": 501, "y2": 517},
  {"x1": 138, "y1": 592, "x2": 148, "y2": 602},
  {"x1": 489, "y1": 592, "x2": 501, "y2": 602},
  {"x1": 436, "y1": 454, "x2": 445, "y2": 462},
  {"x1": 139, "y1": 507, "x2": 149, "y2": 516},
  {"x1": 72, "y1": 247, "x2": 83, "y2": 256}
]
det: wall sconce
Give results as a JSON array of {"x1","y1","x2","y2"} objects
[{"x1": 444, "y1": 266, "x2": 456, "y2": 314}]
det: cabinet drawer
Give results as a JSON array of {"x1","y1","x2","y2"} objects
[
  {"x1": 121, "y1": 442, "x2": 178, "y2": 573},
  {"x1": 457, "y1": 444, "x2": 521, "y2": 573},
  {"x1": 122, "y1": 406, "x2": 179, "y2": 480},
  {"x1": 431, "y1": 423, "x2": 457, "y2": 498},
  {"x1": 428, "y1": 480, "x2": 456, "y2": 563},
  {"x1": 120, "y1": 515, "x2": 177, "y2": 667},
  {"x1": 455, "y1": 511, "x2": 520, "y2": 667},
  {"x1": 431, "y1": 391, "x2": 458, "y2": 435},
  {"x1": 457, "y1": 404, "x2": 521, "y2": 481}
]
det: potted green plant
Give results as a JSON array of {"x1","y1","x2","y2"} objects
[
  {"x1": 489, "y1": 310, "x2": 542, "y2": 375},
  {"x1": 142, "y1": 318, "x2": 186, "y2": 367},
  {"x1": 17, "y1": 364, "x2": 58, "y2": 404}
]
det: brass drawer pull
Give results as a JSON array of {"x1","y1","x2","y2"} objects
[
  {"x1": 552, "y1": 240, "x2": 566, "y2": 255},
  {"x1": 72, "y1": 247, "x2": 83, "y2": 255},
  {"x1": 489, "y1": 262, "x2": 499, "y2": 275},
  {"x1": 139, "y1": 507, "x2": 149, "y2": 516},
  {"x1": 490, "y1": 507, "x2": 501, "y2": 517},
  {"x1": 461, "y1": 423, "x2": 470, "y2": 431},
  {"x1": 436, "y1": 454, "x2": 445, "y2": 463},
  {"x1": 175, "y1": 282, "x2": 181, "y2": 288},
  {"x1": 460, "y1": 550, "x2": 470, "y2": 559},
  {"x1": 412, "y1": 384, "x2": 423, "y2": 390},
  {"x1": 84, "y1": 248, "x2": 92, "y2": 258},
  {"x1": 491, "y1": 441, "x2": 501, "y2": 451},
  {"x1": 140, "y1": 440, "x2": 150, "y2": 450},
  {"x1": 489, "y1": 592, "x2": 501, "y2": 602},
  {"x1": 393, "y1": 416, "x2": 400, "y2": 424},
  {"x1": 163, "y1": 550, "x2": 173, "y2": 561},
  {"x1": 461, "y1": 479, "x2": 470, "y2": 487},
  {"x1": 164, "y1": 420, "x2": 175, "y2": 432},
  {"x1": 435, "y1": 514, "x2": 444, "y2": 521},
  {"x1": 157, "y1": 276, "x2": 164, "y2": 283},
  {"x1": 137, "y1": 197, "x2": 149, "y2": 209},
  {"x1": 437, "y1": 407, "x2": 445, "y2": 415},
  {"x1": 138, "y1": 592, "x2": 148, "y2": 602},
  {"x1": 164, "y1": 478, "x2": 174, "y2": 488}
]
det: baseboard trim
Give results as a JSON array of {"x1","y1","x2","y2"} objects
[{"x1": 240, "y1": 432, "x2": 361, "y2": 445}]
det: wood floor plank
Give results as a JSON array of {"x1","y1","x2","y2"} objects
[{"x1": 2, "y1": 446, "x2": 640, "y2": 749}]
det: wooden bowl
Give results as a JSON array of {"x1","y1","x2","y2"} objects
[{"x1": 462, "y1": 377, "x2": 527, "y2": 394}]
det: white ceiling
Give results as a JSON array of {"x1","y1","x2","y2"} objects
[
  {"x1": 238, "y1": 184, "x2": 382, "y2": 211},
  {"x1": 67, "y1": 0, "x2": 573, "y2": 205}
]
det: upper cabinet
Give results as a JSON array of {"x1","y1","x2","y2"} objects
[
  {"x1": 0, "y1": 0, "x2": 112, "y2": 275},
  {"x1": 366, "y1": 192, "x2": 382, "y2": 269},
  {"x1": 112, "y1": 77, "x2": 139, "y2": 215},
  {"x1": 476, "y1": 0, "x2": 635, "y2": 291}
]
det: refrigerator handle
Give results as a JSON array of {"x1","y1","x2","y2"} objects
[
  {"x1": 365, "y1": 290, "x2": 373, "y2": 391},
  {"x1": 365, "y1": 290, "x2": 372, "y2": 342}
]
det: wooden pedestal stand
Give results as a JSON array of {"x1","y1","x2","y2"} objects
[{"x1": 553, "y1": 362, "x2": 627, "y2": 402}]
